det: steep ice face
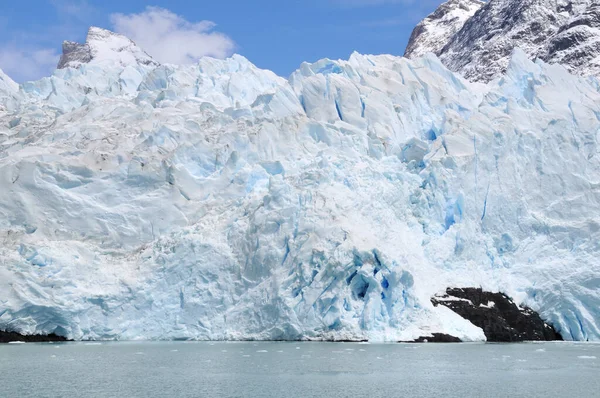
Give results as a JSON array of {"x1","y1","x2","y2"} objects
[
  {"x1": 57, "y1": 27, "x2": 159, "y2": 70},
  {"x1": 288, "y1": 52, "x2": 480, "y2": 152},
  {"x1": 1, "y1": 40, "x2": 600, "y2": 342},
  {"x1": 409, "y1": 0, "x2": 600, "y2": 82},
  {"x1": 404, "y1": 0, "x2": 484, "y2": 59}
]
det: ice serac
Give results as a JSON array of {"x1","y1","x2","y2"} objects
[
  {"x1": 0, "y1": 69, "x2": 19, "y2": 113},
  {"x1": 404, "y1": 0, "x2": 484, "y2": 59},
  {"x1": 57, "y1": 26, "x2": 159, "y2": 69},
  {"x1": 0, "y1": 30, "x2": 600, "y2": 342},
  {"x1": 0, "y1": 69, "x2": 18, "y2": 93},
  {"x1": 409, "y1": 0, "x2": 600, "y2": 82}
]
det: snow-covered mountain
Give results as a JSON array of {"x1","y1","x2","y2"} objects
[
  {"x1": 542, "y1": 2, "x2": 600, "y2": 77},
  {"x1": 58, "y1": 27, "x2": 158, "y2": 70},
  {"x1": 404, "y1": 0, "x2": 484, "y2": 59},
  {"x1": 1, "y1": 27, "x2": 599, "y2": 342},
  {"x1": 406, "y1": 0, "x2": 600, "y2": 82}
]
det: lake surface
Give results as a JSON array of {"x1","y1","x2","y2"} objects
[{"x1": 1, "y1": 341, "x2": 598, "y2": 397}]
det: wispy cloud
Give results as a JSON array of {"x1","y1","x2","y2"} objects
[
  {"x1": 110, "y1": 7, "x2": 236, "y2": 64},
  {"x1": 0, "y1": 46, "x2": 60, "y2": 82},
  {"x1": 0, "y1": 4, "x2": 237, "y2": 81}
]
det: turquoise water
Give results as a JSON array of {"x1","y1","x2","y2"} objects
[{"x1": 1, "y1": 342, "x2": 598, "y2": 397}]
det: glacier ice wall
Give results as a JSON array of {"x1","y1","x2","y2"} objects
[{"x1": 0, "y1": 49, "x2": 599, "y2": 341}]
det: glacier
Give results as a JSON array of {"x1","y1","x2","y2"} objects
[{"x1": 1, "y1": 31, "x2": 600, "y2": 341}]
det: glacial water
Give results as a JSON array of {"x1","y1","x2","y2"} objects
[{"x1": 1, "y1": 342, "x2": 598, "y2": 397}]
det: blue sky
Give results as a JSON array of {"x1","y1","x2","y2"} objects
[{"x1": 0, "y1": 0, "x2": 445, "y2": 82}]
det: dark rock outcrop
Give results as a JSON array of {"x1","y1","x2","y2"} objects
[
  {"x1": 0, "y1": 330, "x2": 69, "y2": 343},
  {"x1": 404, "y1": 333, "x2": 463, "y2": 343},
  {"x1": 432, "y1": 288, "x2": 563, "y2": 342},
  {"x1": 57, "y1": 40, "x2": 93, "y2": 70}
]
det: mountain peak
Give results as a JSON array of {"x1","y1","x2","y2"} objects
[
  {"x1": 404, "y1": 0, "x2": 484, "y2": 59},
  {"x1": 57, "y1": 26, "x2": 159, "y2": 70}
]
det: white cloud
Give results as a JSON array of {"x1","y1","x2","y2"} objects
[
  {"x1": 0, "y1": 45, "x2": 60, "y2": 82},
  {"x1": 0, "y1": 0, "x2": 92, "y2": 82},
  {"x1": 110, "y1": 7, "x2": 236, "y2": 65}
]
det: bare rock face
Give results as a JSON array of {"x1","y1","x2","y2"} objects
[
  {"x1": 404, "y1": 0, "x2": 484, "y2": 59},
  {"x1": 0, "y1": 330, "x2": 69, "y2": 343},
  {"x1": 58, "y1": 41, "x2": 93, "y2": 69},
  {"x1": 406, "y1": 0, "x2": 600, "y2": 82},
  {"x1": 57, "y1": 27, "x2": 159, "y2": 70},
  {"x1": 432, "y1": 288, "x2": 563, "y2": 342}
]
